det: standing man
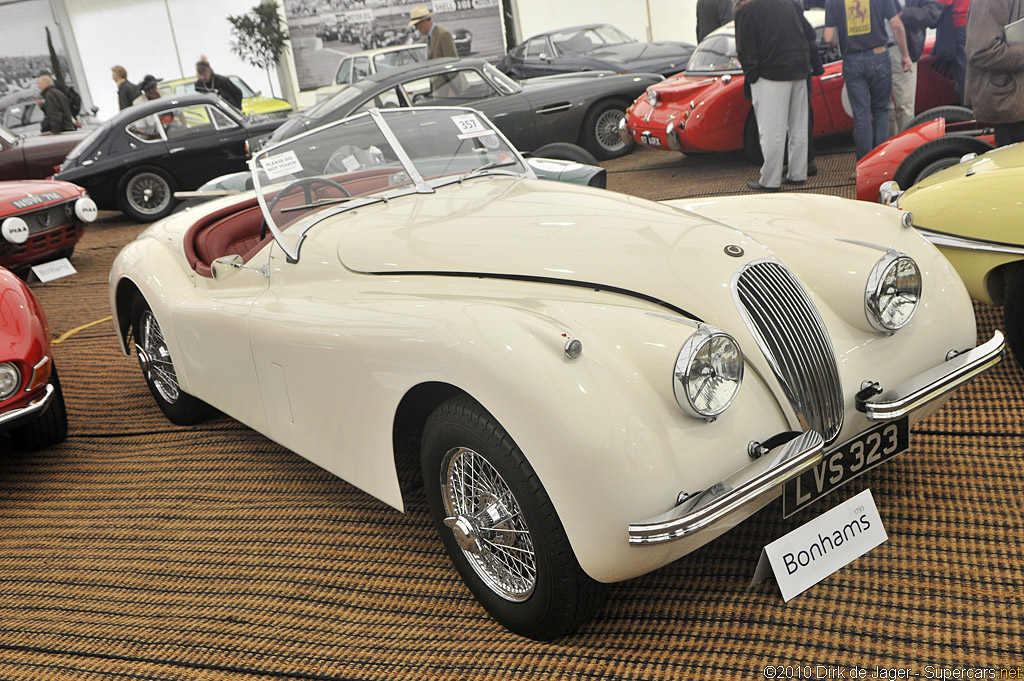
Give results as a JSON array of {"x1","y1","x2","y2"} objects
[
  {"x1": 965, "y1": 0, "x2": 1024, "y2": 146},
  {"x1": 195, "y1": 59, "x2": 243, "y2": 111},
  {"x1": 825, "y1": 0, "x2": 912, "y2": 160},
  {"x1": 112, "y1": 65, "x2": 141, "y2": 110},
  {"x1": 889, "y1": 0, "x2": 945, "y2": 134},
  {"x1": 410, "y1": 6, "x2": 457, "y2": 59},
  {"x1": 36, "y1": 73, "x2": 76, "y2": 133},
  {"x1": 735, "y1": 0, "x2": 816, "y2": 191},
  {"x1": 697, "y1": 0, "x2": 734, "y2": 42},
  {"x1": 936, "y1": 0, "x2": 972, "y2": 104}
]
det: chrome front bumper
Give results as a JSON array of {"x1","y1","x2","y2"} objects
[
  {"x1": 857, "y1": 330, "x2": 1004, "y2": 421},
  {"x1": 628, "y1": 330, "x2": 1004, "y2": 546},
  {"x1": 0, "y1": 383, "x2": 55, "y2": 430},
  {"x1": 617, "y1": 118, "x2": 633, "y2": 148}
]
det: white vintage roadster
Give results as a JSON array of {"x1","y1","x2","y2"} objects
[{"x1": 108, "y1": 107, "x2": 1003, "y2": 639}]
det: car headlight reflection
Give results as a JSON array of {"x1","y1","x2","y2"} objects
[
  {"x1": 646, "y1": 89, "x2": 659, "y2": 106},
  {"x1": 866, "y1": 250, "x2": 921, "y2": 333},
  {"x1": 673, "y1": 327, "x2": 743, "y2": 420},
  {"x1": 0, "y1": 362, "x2": 21, "y2": 400}
]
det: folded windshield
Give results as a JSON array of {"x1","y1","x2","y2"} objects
[{"x1": 250, "y1": 107, "x2": 529, "y2": 260}]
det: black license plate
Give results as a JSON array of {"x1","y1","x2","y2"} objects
[{"x1": 783, "y1": 417, "x2": 909, "y2": 517}]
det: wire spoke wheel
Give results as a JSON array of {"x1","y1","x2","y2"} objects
[
  {"x1": 594, "y1": 109, "x2": 626, "y2": 154},
  {"x1": 136, "y1": 309, "x2": 180, "y2": 405},
  {"x1": 126, "y1": 172, "x2": 171, "y2": 217},
  {"x1": 441, "y1": 446, "x2": 537, "y2": 601}
]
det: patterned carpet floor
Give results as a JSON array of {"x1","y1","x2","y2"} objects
[{"x1": 1, "y1": 143, "x2": 1021, "y2": 680}]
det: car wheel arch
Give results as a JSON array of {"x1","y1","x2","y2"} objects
[{"x1": 114, "y1": 277, "x2": 144, "y2": 354}]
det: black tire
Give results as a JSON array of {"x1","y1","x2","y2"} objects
[
  {"x1": 743, "y1": 110, "x2": 763, "y2": 164},
  {"x1": 7, "y1": 364, "x2": 68, "y2": 450},
  {"x1": 117, "y1": 166, "x2": 178, "y2": 223},
  {"x1": 421, "y1": 396, "x2": 605, "y2": 640},
  {"x1": 131, "y1": 296, "x2": 217, "y2": 425},
  {"x1": 893, "y1": 135, "x2": 994, "y2": 189},
  {"x1": 904, "y1": 105, "x2": 975, "y2": 132},
  {"x1": 1004, "y1": 265, "x2": 1024, "y2": 369},
  {"x1": 580, "y1": 98, "x2": 632, "y2": 160},
  {"x1": 532, "y1": 142, "x2": 600, "y2": 166}
]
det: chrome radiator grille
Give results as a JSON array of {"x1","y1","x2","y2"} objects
[
  {"x1": 735, "y1": 260, "x2": 843, "y2": 442},
  {"x1": 21, "y1": 204, "x2": 71, "y2": 234}
]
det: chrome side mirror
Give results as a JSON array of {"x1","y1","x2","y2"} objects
[
  {"x1": 539, "y1": 52, "x2": 552, "y2": 61},
  {"x1": 211, "y1": 254, "x2": 244, "y2": 280}
]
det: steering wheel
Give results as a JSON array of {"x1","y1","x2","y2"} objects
[{"x1": 259, "y1": 176, "x2": 351, "y2": 240}]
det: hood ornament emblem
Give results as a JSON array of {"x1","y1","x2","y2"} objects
[{"x1": 724, "y1": 244, "x2": 744, "y2": 257}]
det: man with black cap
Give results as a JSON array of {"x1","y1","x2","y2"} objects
[
  {"x1": 409, "y1": 6, "x2": 457, "y2": 59},
  {"x1": 133, "y1": 75, "x2": 163, "y2": 105}
]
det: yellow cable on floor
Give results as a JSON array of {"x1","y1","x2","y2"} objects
[{"x1": 53, "y1": 316, "x2": 113, "y2": 345}]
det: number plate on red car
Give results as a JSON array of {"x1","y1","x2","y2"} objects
[{"x1": 783, "y1": 418, "x2": 909, "y2": 517}]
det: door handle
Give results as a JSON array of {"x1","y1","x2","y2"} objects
[
  {"x1": 169, "y1": 146, "x2": 185, "y2": 154},
  {"x1": 820, "y1": 74, "x2": 842, "y2": 82}
]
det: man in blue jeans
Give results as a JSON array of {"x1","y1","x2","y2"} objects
[{"x1": 825, "y1": 0, "x2": 912, "y2": 160}]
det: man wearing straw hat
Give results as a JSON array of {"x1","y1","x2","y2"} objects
[{"x1": 410, "y1": 6, "x2": 457, "y2": 59}]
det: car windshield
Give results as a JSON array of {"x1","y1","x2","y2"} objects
[
  {"x1": 550, "y1": 25, "x2": 632, "y2": 55},
  {"x1": 685, "y1": 32, "x2": 740, "y2": 73},
  {"x1": 251, "y1": 107, "x2": 529, "y2": 261},
  {"x1": 0, "y1": 124, "x2": 15, "y2": 144}
]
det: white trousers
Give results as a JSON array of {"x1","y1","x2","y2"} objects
[
  {"x1": 888, "y1": 44, "x2": 917, "y2": 136},
  {"x1": 751, "y1": 78, "x2": 808, "y2": 188}
]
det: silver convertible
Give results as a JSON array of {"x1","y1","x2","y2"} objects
[{"x1": 109, "y1": 107, "x2": 1002, "y2": 639}]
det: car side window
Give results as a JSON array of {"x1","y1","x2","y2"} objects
[
  {"x1": 126, "y1": 113, "x2": 164, "y2": 142},
  {"x1": 402, "y1": 69, "x2": 496, "y2": 105},
  {"x1": 354, "y1": 86, "x2": 403, "y2": 113},
  {"x1": 209, "y1": 105, "x2": 239, "y2": 130},
  {"x1": 525, "y1": 38, "x2": 547, "y2": 58},
  {"x1": 161, "y1": 104, "x2": 216, "y2": 140},
  {"x1": 336, "y1": 59, "x2": 352, "y2": 85},
  {"x1": 353, "y1": 57, "x2": 370, "y2": 81}
]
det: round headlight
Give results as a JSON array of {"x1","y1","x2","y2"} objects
[
  {"x1": 0, "y1": 362, "x2": 21, "y2": 400},
  {"x1": 646, "y1": 89, "x2": 659, "y2": 106},
  {"x1": 673, "y1": 327, "x2": 743, "y2": 420},
  {"x1": 866, "y1": 250, "x2": 921, "y2": 333}
]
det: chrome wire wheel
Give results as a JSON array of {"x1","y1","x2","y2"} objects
[
  {"x1": 440, "y1": 446, "x2": 537, "y2": 602},
  {"x1": 125, "y1": 172, "x2": 171, "y2": 217},
  {"x1": 594, "y1": 109, "x2": 627, "y2": 154},
  {"x1": 136, "y1": 309, "x2": 180, "y2": 405}
]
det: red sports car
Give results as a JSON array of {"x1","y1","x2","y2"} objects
[
  {"x1": 0, "y1": 124, "x2": 88, "y2": 181},
  {"x1": 621, "y1": 10, "x2": 957, "y2": 161},
  {"x1": 0, "y1": 179, "x2": 97, "y2": 271},
  {"x1": 855, "y1": 106, "x2": 995, "y2": 202},
  {"x1": 0, "y1": 265, "x2": 68, "y2": 450}
]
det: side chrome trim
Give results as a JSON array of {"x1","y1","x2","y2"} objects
[
  {"x1": 627, "y1": 430, "x2": 824, "y2": 545},
  {"x1": 0, "y1": 383, "x2": 54, "y2": 428},
  {"x1": 859, "y1": 330, "x2": 1004, "y2": 421},
  {"x1": 918, "y1": 229, "x2": 1024, "y2": 257}
]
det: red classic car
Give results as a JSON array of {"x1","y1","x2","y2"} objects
[
  {"x1": 621, "y1": 10, "x2": 956, "y2": 161},
  {"x1": 0, "y1": 179, "x2": 97, "y2": 271},
  {"x1": 855, "y1": 106, "x2": 995, "y2": 202},
  {"x1": 0, "y1": 265, "x2": 68, "y2": 450},
  {"x1": 0, "y1": 124, "x2": 89, "y2": 181}
]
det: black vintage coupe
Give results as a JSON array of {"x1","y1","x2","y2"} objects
[
  {"x1": 496, "y1": 24, "x2": 695, "y2": 81},
  {"x1": 268, "y1": 58, "x2": 663, "y2": 160},
  {"x1": 55, "y1": 94, "x2": 282, "y2": 222}
]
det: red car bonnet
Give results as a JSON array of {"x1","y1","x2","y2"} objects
[{"x1": 0, "y1": 180, "x2": 83, "y2": 214}]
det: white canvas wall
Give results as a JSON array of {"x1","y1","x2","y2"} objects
[{"x1": 511, "y1": 0, "x2": 698, "y2": 46}]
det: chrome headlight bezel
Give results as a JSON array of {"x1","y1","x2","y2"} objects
[
  {"x1": 646, "y1": 88, "x2": 659, "y2": 106},
  {"x1": 865, "y1": 249, "x2": 921, "y2": 333},
  {"x1": 0, "y1": 362, "x2": 21, "y2": 400},
  {"x1": 673, "y1": 326, "x2": 744, "y2": 420}
]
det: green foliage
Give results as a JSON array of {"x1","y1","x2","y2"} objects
[{"x1": 227, "y1": 1, "x2": 290, "y2": 71}]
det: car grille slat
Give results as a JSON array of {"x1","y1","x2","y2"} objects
[
  {"x1": 735, "y1": 260, "x2": 843, "y2": 442},
  {"x1": 19, "y1": 204, "x2": 71, "y2": 235}
]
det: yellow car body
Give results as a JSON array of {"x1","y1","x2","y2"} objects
[
  {"x1": 897, "y1": 142, "x2": 1024, "y2": 362},
  {"x1": 158, "y1": 75, "x2": 292, "y2": 117}
]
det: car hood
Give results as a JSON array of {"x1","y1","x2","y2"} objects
[
  {"x1": 0, "y1": 268, "x2": 46, "y2": 363},
  {"x1": 0, "y1": 179, "x2": 83, "y2": 212},
  {"x1": 332, "y1": 178, "x2": 882, "y2": 326},
  {"x1": 584, "y1": 41, "x2": 693, "y2": 68}
]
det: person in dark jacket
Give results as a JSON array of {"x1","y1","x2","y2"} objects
[
  {"x1": 965, "y1": 0, "x2": 1024, "y2": 146},
  {"x1": 195, "y1": 59, "x2": 243, "y2": 111},
  {"x1": 36, "y1": 73, "x2": 76, "y2": 133},
  {"x1": 112, "y1": 65, "x2": 141, "y2": 110},
  {"x1": 696, "y1": 0, "x2": 734, "y2": 42},
  {"x1": 889, "y1": 0, "x2": 945, "y2": 134},
  {"x1": 735, "y1": 0, "x2": 816, "y2": 191}
]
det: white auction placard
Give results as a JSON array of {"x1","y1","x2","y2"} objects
[
  {"x1": 30, "y1": 258, "x2": 77, "y2": 283},
  {"x1": 752, "y1": 489, "x2": 887, "y2": 601}
]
